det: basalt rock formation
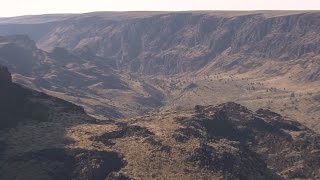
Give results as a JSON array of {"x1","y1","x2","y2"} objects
[
  {"x1": 88, "y1": 102, "x2": 320, "y2": 179},
  {"x1": 0, "y1": 65, "x2": 11, "y2": 83},
  {"x1": 1, "y1": 12, "x2": 320, "y2": 77}
]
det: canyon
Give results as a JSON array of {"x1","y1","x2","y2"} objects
[{"x1": 0, "y1": 11, "x2": 320, "y2": 179}]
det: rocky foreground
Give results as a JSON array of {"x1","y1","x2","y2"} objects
[{"x1": 0, "y1": 66, "x2": 319, "y2": 179}]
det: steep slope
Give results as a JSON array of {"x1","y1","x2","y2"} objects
[
  {"x1": 1, "y1": 12, "x2": 318, "y2": 77},
  {"x1": 0, "y1": 35, "x2": 166, "y2": 119},
  {"x1": 0, "y1": 11, "x2": 319, "y2": 75},
  {"x1": 0, "y1": 65, "x2": 127, "y2": 179}
]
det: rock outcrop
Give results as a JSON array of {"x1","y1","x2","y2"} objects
[
  {"x1": 0, "y1": 66, "x2": 126, "y2": 179},
  {"x1": 0, "y1": 65, "x2": 11, "y2": 83},
  {"x1": 174, "y1": 102, "x2": 320, "y2": 179}
]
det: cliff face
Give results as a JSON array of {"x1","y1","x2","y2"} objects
[
  {"x1": 0, "y1": 65, "x2": 11, "y2": 83},
  {"x1": 1, "y1": 11, "x2": 320, "y2": 78},
  {"x1": 1, "y1": 12, "x2": 320, "y2": 76},
  {"x1": 230, "y1": 13, "x2": 320, "y2": 57},
  {"x1": 0, "y1": 35, "x2": 43, "y2": 76},
  {"x1": 18, "y1": 12, "x2": 318, "y2": 75},
  {"x1": 0, "y1": 65, "x2": 86, "y2": 130},
  {"x1": 0, "y1": 35, "x2": 37, "y2": 50}
]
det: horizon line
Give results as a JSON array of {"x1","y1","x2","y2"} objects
[{"x1": 1, "y1": 9, "x2": 320, "y2": 18}]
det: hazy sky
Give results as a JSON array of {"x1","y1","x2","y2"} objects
[{"x1": 1, "y1": 0, "x2": 320, "y2": 17}]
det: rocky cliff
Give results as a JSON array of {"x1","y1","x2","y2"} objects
[
  {"x1": 1, "y1": 12, "x2": 319, "y2": 76},
  {"x1": 0, "y1": 65, "x2": 11, "y2": 83}
]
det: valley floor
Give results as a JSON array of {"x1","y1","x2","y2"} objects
[
  {"x1": 138, "y1": 71, "x2": 320, "y2": 133},
  {"x1": 14, "y1": 69, "x2": 320, "y2": 133}
]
